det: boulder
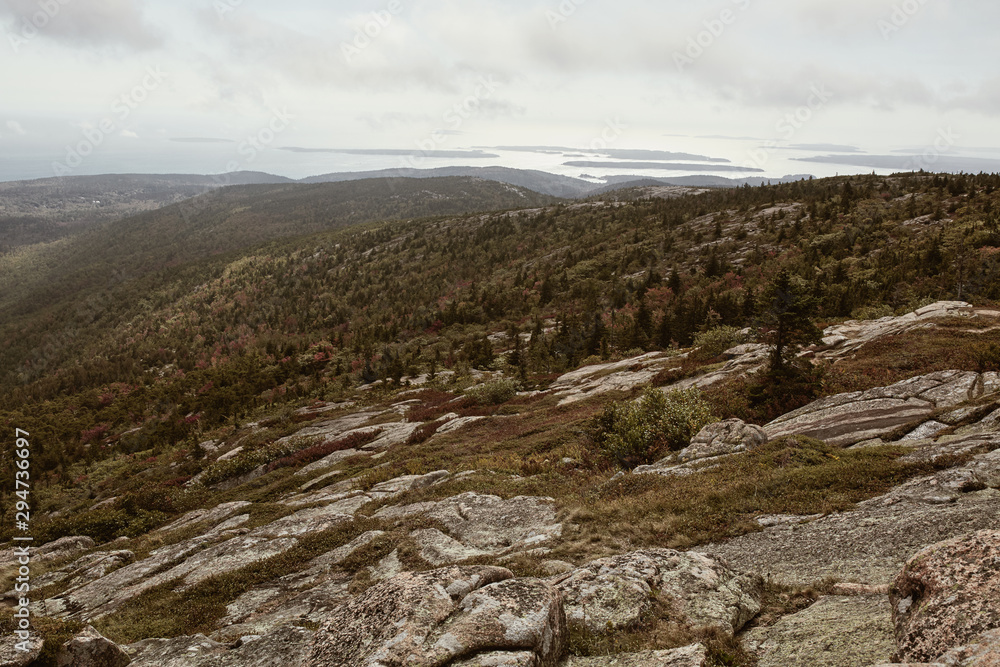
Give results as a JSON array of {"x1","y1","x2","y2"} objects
[
  {"x1": 0, "y1": 634, "x2": 44, "y2": 667},
  {"x1": 411, "y1": 528, "x2": 490, "y2": 566},
  {"x1": 154, "y1": 502, "x2": 252, "y2": 534},
  {"x1": 677, "y1": 418, "x2": 768, "y2": 462},
  {"x1": 31, "y1": 550, "x2": 134, "y2": 591},
  {"x1": 562, "y1": 644, "x2": 709, "y2": 666},
  {"x1": 306, "y1": 566, "x2": 567, "y2": 667},
  {"x1": 452, "y1": 651, "x2": 537, "y2": 666},
  {"x1": 890, "y1": 530, "x2": 1000, "y2": 662},
  {"x1": 368, "y1": 470, "x2": 450, "y2": 499},
  {"x1": 36, "y1": 536, "x2": 96, "y2": 562},
  {"x1": 934, "y1": 627, "x2": 1000, "y2": 666},
  {"x1": 743, "y1": 595, "x2": 895, "y2": 666},
  {"x1": 552, "y1": 549, "x2": 761, "y2": 636},
  {"x1": 57, "y1": 625, "x2": 131, "y2": 667}
]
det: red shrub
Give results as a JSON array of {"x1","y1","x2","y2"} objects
[{"x1": 266, "y1": 429, "x2": 381, "y2": 472}]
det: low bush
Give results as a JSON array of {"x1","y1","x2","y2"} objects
[
  {"x1": 265, "y1": 430, "x2": 381, "y2": 472},
  {"x1": 692, "y1": 326, "x2": 748, "y2": 360},
  {"x1": 34, "y1": 506, "x2": 169, "y2": 545},
  {"x1": 973, "y1": 341, "x2": 1000, "y2": 372},
  {"x1": 590, "y1": 387, "x2": 716, "y2": 469},
  {"x1": 405, "y1": 420, "x2": 445, "y2": 446},
  {"x1": 851, "y1": 304, "x2": 895, "y2": 320},
  {"x1": 466, "y1": 377, "x2": 520, "y2": 405}
]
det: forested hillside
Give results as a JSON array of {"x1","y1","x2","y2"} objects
[{"x1": 1, "y1": 172, "x2": 999, "y2": 481}]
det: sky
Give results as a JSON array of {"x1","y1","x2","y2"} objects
[{"x1": 2, "y1": 0, "x2": 1000, "y2": 182}]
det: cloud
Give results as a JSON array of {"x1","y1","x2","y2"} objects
[
  {"x1": 0, "y1": 0, "x2": 162, "y2": 51},
  {"x1": 5, "y1": 120, "x2": 26, "y2": 135},
  {"x1": 120, "y1": 129, "x2": 139, "y2": 138}
]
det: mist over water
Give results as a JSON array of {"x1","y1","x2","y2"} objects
[{"x1": 5, "y1": 134, "x2": 999, "y2": 185}]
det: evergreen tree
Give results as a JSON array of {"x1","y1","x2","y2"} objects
[{"x1": 758, "y1": 269, "x2": 821, "y2": 373}]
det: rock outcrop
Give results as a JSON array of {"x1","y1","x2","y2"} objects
[
  {"x1": 57, "y1": 625, "x2": 131, "y2": 667},
  {"x1": 633, "y1": 419, "x2": 767, "y2": 476},
  {"x1": 0, "y1": 634, "x2": 44, "y2": 667},
  {"x1": 552, "y1": 549, "x2": 761, "y2": 637},
  {"x1": 562, "y1": 644, "x2": 708, "y2": 666},
  {"x1": 765, "y1": 371, "x2": 999, "y2": 446},
  {"x1": 743, "y1": 595, "x2": 895, "y2": 666},
  {"x1": 934, "y1": 627, "x2": 1000, "y2": 666},
  {"x1": 375, "y1": 492, "x2": 563, "y2": 554},
  {"x1": 127, "y1": 625, "x2": 315, "y2": 667},
  {"x1": 306, "y1": 565, "x2": 566, "y2": 667},
  {"x1": 889, "y1": 530, "x2": 1000, "y2": 662}
]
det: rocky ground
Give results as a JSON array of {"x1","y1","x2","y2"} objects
[{"x1": 2, "y1": 302, "x2": 999, "y2": 666}]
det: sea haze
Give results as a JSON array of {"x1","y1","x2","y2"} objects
[{"x1": 4, "y1": 137, "x2": 1000, "y2": 185}]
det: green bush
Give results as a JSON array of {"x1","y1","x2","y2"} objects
[
  {"x1": 851, "y1": 304, "x2": 894, "y2": 321},
  {"x1": 466, "y1": 377, "x2": 519, "y2": 405},
  {"x1": 591, "y1": 387, "x2": 716, "y2": 469},
  {"x1": 692, "y1": 326, "x2": 748, "y2": 359}
]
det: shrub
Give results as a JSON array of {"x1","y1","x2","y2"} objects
[
  {"x1": 973, "y1": 342, "x2": 1000, "y2": 372},
  {"x1": 851, "y1": 304, "x2": 894, "y2": 321},
  {"x1": 591, "y1": 387, "x2": 716, "y2": 469},
  {"x1": 466, "y1": 377, "x2": 519, "y2": 405},
  {"x1": 405, "y1": 420, "x2": 445, "y2": 446},
  {"x1": 692, "y1": 326, "x2": 748, "y2": 360},
  {"x1": 265, "y1": 430, "x2": 381, "y2": 472},
  {"x1": 34, "y1": 506, "x2": 169, "y2": 545}
]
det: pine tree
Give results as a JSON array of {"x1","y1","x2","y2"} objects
[{"x1": 758, "y1": 269, "x2": 821, "y2": 373}]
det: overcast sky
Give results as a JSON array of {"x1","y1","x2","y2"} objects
[{"x1": 1, "y1": 0, "x2": 999, "y2": 180}]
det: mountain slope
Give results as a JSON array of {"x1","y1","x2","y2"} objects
[{"x1": 299, "y1": 165, "x2": 597, "y2": 198}]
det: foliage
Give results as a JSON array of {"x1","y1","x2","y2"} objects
[
  {"x1": 692, "y1": 325, "x2": 749, "y2": 359},
  {"x1": 3, "y1": 171, "x2": 1000, "y2": 492},
  {"x1": 466, "y1": 377, "x2": 520, "y2": 405},
  {"x1": 973, "y1": 341, "x2": 1000, "y2": 372},
  {"x1": 591, "y1": 387, "x2": 716, "y2": 468},
  {"x1": 265, "y1": 430, "x2": 381, "y2": 472},
  {"x1": 757, "y1": 269, "x2": 822, "y2": 373}
]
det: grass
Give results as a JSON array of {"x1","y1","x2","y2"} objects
[
  {"x1": 93, "y1": 516, "x2": 389, "y2": 643},
  {"x1": 550, "y1": 436, "x2": 972, "y2": 561}
]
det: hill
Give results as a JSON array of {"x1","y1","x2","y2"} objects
[
  {"x1": 0, "y1": 172, "x2": 292, "y2": 251},
  {"x1": 1, "y1": 171, "x2": 999, "y2": 666},
  {"x1": 300, "y1": 165, "x2": 597, "y2": 198}
]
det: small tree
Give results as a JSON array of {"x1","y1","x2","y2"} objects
[{"x1": 758, "y1": 269, "x2": 821, "y2": 373}]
